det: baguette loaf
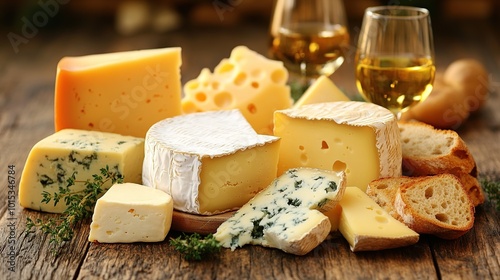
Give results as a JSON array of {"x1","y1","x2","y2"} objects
[
  {"x1": 394, "y1": 174, "x2": 475, "y2": 240},
  {"x1": 399, "y1": 121, "x2": 476, "y2": 176}
]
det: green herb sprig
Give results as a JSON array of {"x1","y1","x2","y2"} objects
[
  {"x1": 170, "y1": 233, "x2": 221, "y2": 261},
  {"x1": 25, "y1": 166, "x2": 123, "y2": 255},
  {"x1": 480, "y1": 175, "x2": 500, "y2": 211}
]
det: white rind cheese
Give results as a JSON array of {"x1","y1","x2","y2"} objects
[
  {"x1": 274, "y1": 101, "x2": 402, "y2": 191},
  {"x1": 142, "y1": 109, "x2": 281, "y2": 215},
  {"x1": 19, "y1": 129, "x2": 144, "y2": 213},
  {"x1": 214, "y1": 167, "x2": 346, "y2": 255},
  {"x1": 89, "y1": 183, "x2": 173, "y2": 243}
]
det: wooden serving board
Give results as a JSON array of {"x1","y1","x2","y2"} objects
[{"x1": 171, "y1": 210, "x2": 235, "y2": 234}]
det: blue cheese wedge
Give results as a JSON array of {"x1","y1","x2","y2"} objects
[
  {"x1": 19, "y1": 129, "x2": 144, "y2": 213},
  {"x1": 214, "y1": 167, "x2": 346, "y2": 255},
  {"x1": 89, "y1": 183, "x2": 173, "y2": 243}
]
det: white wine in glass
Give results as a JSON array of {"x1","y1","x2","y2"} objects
[
  {"x1": 269, "y1": 0, "x2": 349, "y2": 97},
  {"x1": 355, "y1": 6, "x2": 435, "y2": 117}
]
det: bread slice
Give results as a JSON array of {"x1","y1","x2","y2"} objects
[
  {"x1": 394, "y1": 174, "x2": 475, "y2": 239},
  {"x1": 366, "y1": 176, "x2": 414, "y2": 221},
  {"x1": 454, "y1": 171, "x2": 485, "y2": 207},
  {"x1": 399, "y1": 121, "x2": 476, "y2": 176}
]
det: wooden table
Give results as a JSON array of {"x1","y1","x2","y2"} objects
[{"x1": 1, "y1": 17, "x2": 499, "y2": 280}]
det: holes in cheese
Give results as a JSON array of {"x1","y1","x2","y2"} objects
[
  {"x1": 274, "y1": 101, "x2": 402, "y2": 192},
  {"x1": 142, "y1": 109, "x2": 280, "y2": 215},
  {"x1": 54, "y1": 47, "x2": 182, "y2": 138},
  {"x1": 19, "y1": 129, "x2": 144, "y2": 213},
  {"x1": 181, "y1": 46, "x2": 292, "y2": 135}
]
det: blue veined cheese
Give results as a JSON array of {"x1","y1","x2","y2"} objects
[
  {"x1": 142, "y1": 109, "x2": 281, "y2": 215},
  {"x1": 214, "y1": 167, "x2": 346, "y2": 255},
  {"x1": 89, "y1": 183, "x2": 173, "y2": 243},
  {"x1": 19, "y1": 129, "x2": 144, "y2": 213}
]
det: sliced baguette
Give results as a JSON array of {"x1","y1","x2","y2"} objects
[
  {"x1": 366, "y1": 176, "x2": 414, "y2": 221},
  {"x1": 399, "y1": 121, "x2": 476, "y2": 176},
  {"x1": 394, "y1": 174, "x2": 475, "y2": 240}
]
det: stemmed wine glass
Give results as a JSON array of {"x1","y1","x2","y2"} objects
[
  {"x1": 355, "y1": 6, "x2": 435, "y2": 118},
  {"x1": 269, "y1": 0, "x2": 350, "y2": 100}
]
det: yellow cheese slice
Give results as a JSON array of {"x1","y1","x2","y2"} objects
[
  {"x1": 293, "y1": 75, "x2": 350, "y2": 108},
  {"x1": 338, "y1": 187, "x2": 419, "y2": 252}
]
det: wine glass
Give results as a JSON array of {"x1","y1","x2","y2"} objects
[
  {"x1": 355, "y1": 6, "x2": 435, "y2": 118},
  {"x1": 269, "y1": 0, "x2": 350, "y2": 99}
]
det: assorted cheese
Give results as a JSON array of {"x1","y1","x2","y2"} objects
[
  {"x1": 274, "y1": 101, "x2": 402, "y2": 191},
  {"x1": 181, "y1": 46, "x2": 292, "y2": 135},
  {"x1": 337, "y1": 187, "x2": 419, "y2": 252},
  {"x1": 54, "y1": 47, "x2": 182, "y2": 138},
  {"x1": 19, "y1": 129, "x2": 144, "y2": 213},
  {"x1": 214, "y1": 168, "x2": 346, "y2": 255},
  {"x1": 89, "y1": 183, "x2": 173, "y2": 243},
  {"x1": 293, "y1": 75, "x2": 350, "y2": 108},
  {"x1": 142, "y1": 109, "x2": 280, "y2": 215},
  {"x1": 21, "y1": 46, "x2": 433, "y2": 252}
]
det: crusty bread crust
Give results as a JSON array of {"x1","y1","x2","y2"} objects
[
  {"x1": 399, "y1": 121, "x2": 476, "y2": 176},
  {"x1": 394, "y1": 174, "x2": 475, "y2": 240},
  {"x1": 366, "y1": 177, "x2": 414, "y2": 221}
]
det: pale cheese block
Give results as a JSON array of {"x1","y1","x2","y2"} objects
[
  {"x1": 338, "y1": 187, "x2": 419, "y2": 252},
  {"x1": 274, "y1": 101, "x2": 402, "y2": 191},
  {"x1": 293, "y1": 75, "x2": 350, "y2": 108},
  {"x1": 55, "y1": 47, "x2": 182, "y2": 138},
  {"x1": 142, "y1": 109, "x2": 280, "y2": 215},
  {"x1": 89, "y1": 183, "x2": 173, "y2": 243},
  {"x1": 214, "y1": 168, "x2": 346, "y2": 255},
  {"x1": 19, "y1": 129, "x2": 144, "y2": 213},
  {"x1": 181, "y1": 45, "x2": 292, "y2": 135}
]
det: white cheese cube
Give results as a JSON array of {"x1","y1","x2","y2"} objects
[{"x1": 89, "y1": 183, "x2": 173, "y2": 243}]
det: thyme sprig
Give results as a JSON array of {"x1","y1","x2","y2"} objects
[
  {"x1": 170, "y1": 233, "x2": 221, "y2": 261},
  {"x1": 480, "y1": 174, "x2": 500, "y2": 212},
  {"x1": 25, "y1": 166, "x2": 123, "y2": 255}
]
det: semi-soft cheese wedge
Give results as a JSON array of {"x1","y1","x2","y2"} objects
[
  {"x1": 338, "y1": 187, "x2": 419, "y2": 252},
  {"x1": 19, "y1": 129, "x2": 144, "y2": 213},
  {"x1": 293, "y1": 75, "x2": 350, "y2": 108},
  {"x1": 274, "y1": 101, "x2": 402, "y2": 191},
  {"x1": 143, "y1": 109, "x2": 280, "y2": 215},
  {"x1": 89, "y1": 183, "x2": 173, "y2": 243},
  {"x1": 181, "y1": 45, "x2": 292, "y2": 135},
  {"x1": 55, "y1": 47, "x2": 182, "y2": 138},
  {"x1": 214, "y1": 167, "x2": 346, "y2": 256}
]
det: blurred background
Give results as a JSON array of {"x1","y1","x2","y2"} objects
[{"x1": 1, "y1": 0, "x2": 499, "y2": 97}]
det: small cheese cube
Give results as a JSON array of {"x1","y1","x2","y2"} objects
[
  {"x1": 54, "y1": 47, "x2": 182, "y2": 138},
  {"x1": 338, "y1": 187, "x2": 419, "y2": 252},
  {"x1": 181, "y1": 46, "x2": 292, "y2": 135},
  {"x1": 19, "y1": 129, "x2": 144, "y2": 213},
  {"x1": 293, "y1": 75, "x2": 350, "y2": 108},
  {"x1": 143, "y1": 109, "x2": 280, "y2": 215},
  {"x1": 89, "y1": 183, "x2": 173, "y2": 243},
  {"x1": 274, "y1": 101, "x2": 402, "y2": 191}
]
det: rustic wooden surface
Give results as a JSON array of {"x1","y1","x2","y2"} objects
[{"x1": 1, "y1": 15, "x2": 499, "y2": 280}]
